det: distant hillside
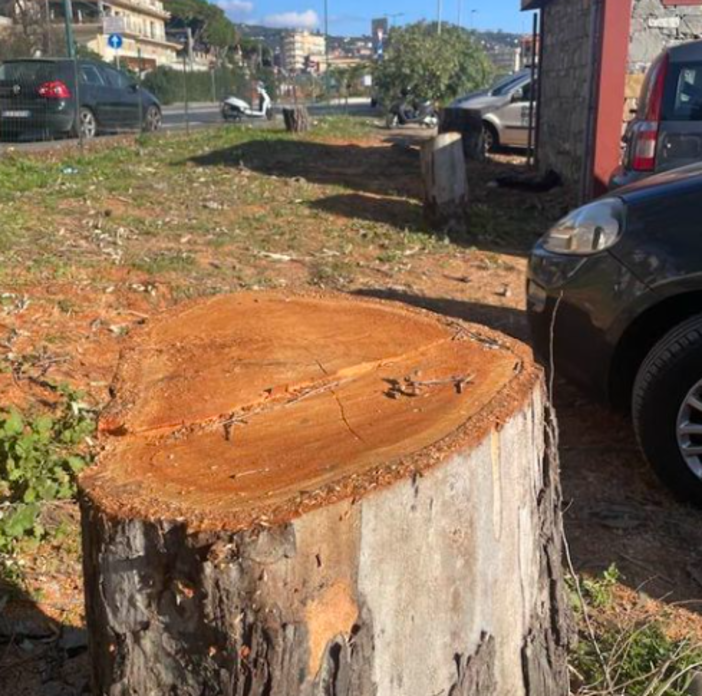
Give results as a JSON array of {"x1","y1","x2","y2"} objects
[{"x1": 239, "y1": 24, "x2": 522, "y2": 52}]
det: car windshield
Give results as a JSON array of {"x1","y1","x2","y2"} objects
[
  {"x1": 491, "y1": 73, "x2": 529, "y2": 96},
  {"x1": 0, "y1": 61, "x2": 59, "y2": 83}
]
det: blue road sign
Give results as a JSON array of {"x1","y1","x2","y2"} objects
[{"x1": 108, "y1": 34, "x2": 123, "y2": 50}]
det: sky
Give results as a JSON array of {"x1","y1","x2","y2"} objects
[{"x1": 216, "y1": 0, "x2": 534, "y2": 37}]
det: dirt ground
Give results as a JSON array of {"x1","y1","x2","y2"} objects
[{"x1": 1, "y1": 120, "x2": 701, "y2": 694}]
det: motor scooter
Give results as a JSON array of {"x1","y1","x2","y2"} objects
[
  {"x1": 221, "y1": 83, "x2": 273, "y2": 121},
  {"x1": 386, "y1": 98, "x2": 438, "y2": 129}
]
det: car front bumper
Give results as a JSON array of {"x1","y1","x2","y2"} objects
[{"x1": 527, "y1": 243, "x2": 649, "y2": 404}]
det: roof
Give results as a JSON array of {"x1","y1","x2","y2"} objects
[{"x1": 521, "y1": 0, "x2": 548, "y2": 8}]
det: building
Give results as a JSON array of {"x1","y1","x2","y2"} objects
[
  {"x1": 281, "y1": 30, "x2": 326, "y2": 73},
  {"x1": 488, "y1": 45, "x2": 522, "y2": 75},
  {"x1": 522, "y1": 0, "x2": 702, "y2": 201},
  {"x1": 0, "y1": 0, "x2": 179, "y2": 68}
]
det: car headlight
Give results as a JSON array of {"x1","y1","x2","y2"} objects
[{"x1": 542, "y1": 198, "x2": 625, "y2": 255}]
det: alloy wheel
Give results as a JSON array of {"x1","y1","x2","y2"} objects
[
  {"x1": 677, "y1": 378, "x2": 702, "y2": 479},
  {"x1": 145, "y1": 106, "x2": 162, "y2": 132},
  {"x1": 80, "y1": 108, "x2": 97, "y2": 139}
]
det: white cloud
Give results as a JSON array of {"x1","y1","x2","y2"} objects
[
  {"x1": 261, "y1": 9, "x2": 319, "y2": 29},
  {"x1": 217, "y1": 0, "x2": 254, "y2": 16}
]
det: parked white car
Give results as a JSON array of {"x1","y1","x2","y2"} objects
[{"x1": 450, "y1": 70, "x2": 537, "y2": 151}]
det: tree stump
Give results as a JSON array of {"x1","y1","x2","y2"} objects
[
  {"x1": 439, "y1": 107, "x2": 486, "y2": 161},
  {"x1": 421, "y1": 132, "x2": 470, "y2": 234},
  {"x1": 79, "y1": 291, "x2": 572, "y2": 696},
  {"x1": 283, "y1": 106, "x2": 311, "y2": 133}
]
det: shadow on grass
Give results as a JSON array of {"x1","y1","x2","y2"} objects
[{"x1": 187, "y1": 137, "x2": 557, "y2": 253}]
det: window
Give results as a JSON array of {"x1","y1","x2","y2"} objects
[
  {"x1": 102, "y1": 66, "x2": 131, "y2": 89},
  {"x1": 663, "y1": 62, "x2": 702, "y2": 121},
  {"x1": 80, "y1": 64, "x2": 105, "y2": 86}
]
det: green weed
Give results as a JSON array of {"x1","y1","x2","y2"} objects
[{"x1": 0, "y1": 386, "x2": 96, "y2": 553}]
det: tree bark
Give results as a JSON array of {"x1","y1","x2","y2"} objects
[
  {"x1": 80, "y1": 291, "x2": 572, "y2": 696},
  {"x1": 421, "y1": 132, "x2": 470, "y2": 234},
  {"x1": 283, "y1": 106, "x2": 311, "y2": 133}
]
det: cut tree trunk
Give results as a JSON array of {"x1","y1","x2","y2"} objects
[
  {"x1": 80, "y1": 291, "x2": 572, "y2": 696},
  {"x1": 283, "y1": 106, "x2": 311, "y2": 133},
  {"x1": 439, "y1": 107, "x2": 486, "y2": 161},
  {"x1": 421, "y1": 132, "x2": 469, "y2": 234}
]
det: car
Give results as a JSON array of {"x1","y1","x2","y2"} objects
[
  {"x1": 611, "y1": 39, "x2": 702, "y2": 189},
  {"x1": 449, "y1": 69, "x2": 536, "y2": 151},
  {"x1": 528, "y1": 163, "x2": 702, "y2": 505},
  {"x1": 0, "y1": 58, "x2": 162, "y2": 141}
]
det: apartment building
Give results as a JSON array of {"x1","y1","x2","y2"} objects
[{"x1": 281, "y1": 30, "x2": 326, "y2": 73}]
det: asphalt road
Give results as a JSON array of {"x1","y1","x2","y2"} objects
[
  {"x1": 162, "y1": 100, "x2": 375, "y2": 130},
  {"x1": 0, "y1": 100, "x2": 377, "y2": 152}
]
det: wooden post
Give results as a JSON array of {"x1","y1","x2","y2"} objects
[
  {"x1": 421, "y1": 132, "x2": 469, "y2": 233},
  {"x1": 283, "y1": 105, "x2": 311, "y2": 133},
  {"x1": 80, "y1": 291, "x2": 572, "y2": 696}
]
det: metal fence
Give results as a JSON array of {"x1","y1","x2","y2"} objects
[{"x1": 0, "y1": 20, "x2": 375, "y2": 150}]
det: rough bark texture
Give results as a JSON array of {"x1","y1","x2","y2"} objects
[
  {"x1": 439, "y1": 108, "x2": 486, "y2": 161},
  {"x1": 283, "y1": 106, "x2": 311, "y2": 133},
  {"x1": 80, "y1": 291, "x2": 572, "y2": 696},
  {"x1": 420, "y1": 132, "x2": 469, "y2": 234}
]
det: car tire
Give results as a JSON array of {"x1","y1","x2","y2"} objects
[
  {"x1": 482, "y1": 123, "x2": 498, "y2": 153},
  {"x1": 75, "y1": 107, "x2": 97, "y2": 140},
  {"x1": 143, "y1": 105, "x2": 162, "y2": 133},
  {"x1": 632, "y1": 314, "x2": 702, "y2": 506}
]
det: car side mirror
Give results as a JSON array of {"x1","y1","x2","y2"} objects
[
  {"x1": 511, "y1": 89, "x2": 524, "y2": 103},
  {"x1": 129, "y1": 83, "x2": 140, "y2": 93}
]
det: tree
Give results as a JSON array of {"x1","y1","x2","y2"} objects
[
  {"x1": 373, "y1": 22, "x2": 494, "y2": 106},
  {"x1": 165, "y1": 0, "x2": 237, "y2": 57}
]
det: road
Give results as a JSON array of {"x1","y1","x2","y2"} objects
[
  {"x1": 0, "y1": 100, "x2": 376, "y2": 152},
  {"x1": 161, "y1": 100, "x2": 375, "y2": 130}
]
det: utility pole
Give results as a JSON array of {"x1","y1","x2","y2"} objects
[
  {"x1": 62, "y1": 0, "x2": 75, "y2": 58},
  {"x1": 437, "y1": 0, "x2": 443, "y2": 35}
]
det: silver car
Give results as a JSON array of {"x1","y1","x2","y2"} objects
[{"x1": 450, "y1": 70, "x2": 537, "y2": 151}]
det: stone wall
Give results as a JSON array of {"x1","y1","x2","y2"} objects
[
  {"x1": 626, "y1": 0, "x2": 702, "y2": 115},
  {"x1": 537, "y1": 0, "x2": 596, "y2": 194}
]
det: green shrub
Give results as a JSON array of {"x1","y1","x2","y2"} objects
[{"x1": 142, "y1": 66, "x2": 252, "y2": 105}]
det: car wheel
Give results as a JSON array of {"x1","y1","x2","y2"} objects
[
  {"x1": 482, "y1": 124, "x2": 498, "y2": 153},
  {"x1": 633, "y1": 314, "x2": 702, "y2": 505},
  {"x1": 143, "y1": 105, "x2": 162, "y2": 132},
  {"x1": 77, "y1": 107, "x2": 97, "y2": 140}
]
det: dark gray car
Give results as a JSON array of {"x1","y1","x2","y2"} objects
[
  {"x1": 0, "y1": 59, "x2": 162, "y2": 141},
  {"x1": 611, "y1": 39, "x2": 702, "y2": 188}
]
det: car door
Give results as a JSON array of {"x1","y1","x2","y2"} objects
[
  {"x1": 78, "y1": 62, "x2": 113, "y2": 128},
  {"x1": 493, "y1": 78, "x2": 536, "y2": 148},
  {"x1": 100, "y1": 65, "x2": 140, "y2": 131},
  {"x1": 657, "y1": 60, "x2": 702, "y2": 172}
]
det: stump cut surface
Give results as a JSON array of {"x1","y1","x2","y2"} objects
[{"x1": 81, "y1": 292, "x2": 536, "y2": 531}]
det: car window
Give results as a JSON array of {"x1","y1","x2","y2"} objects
[
  {"x1": 664, "y1": 62, "x2": 702, "y2": 121},
  {"x1": 102, "y1": 67, "x2": 131, "y2": 90},
  {"x1": 493, "y1": 75, "x2": 528, "y2": 97},
  {"x1": 0, "y1": 61, "x2": 58, "y2": 83},
  {"x1": 511, "y1": 80, "x2": 537, "y2": 103},
  {"x1": 80, "y1": 64, "x2": 105, "y2": 86}
]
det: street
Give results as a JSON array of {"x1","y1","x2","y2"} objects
[{"x1": 0, "y1": 100, "x2": 377, "y2": 152}]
